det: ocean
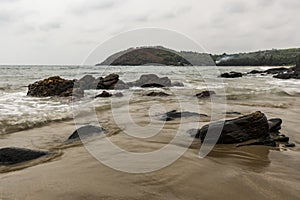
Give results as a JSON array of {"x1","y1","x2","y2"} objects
[{"x1": 0, "y1": 65, "x2": 300, "y2": 199}]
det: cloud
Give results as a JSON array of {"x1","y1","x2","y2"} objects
[
  {"x1": 223, "y1": 1, "x2": 248, "y2": 13},
  {"x1": 39, "y1": 21, "x2": 62, "y2": 31},
  {"x1": 69, "y1": 0, "x2": 118, "y2": 15}
]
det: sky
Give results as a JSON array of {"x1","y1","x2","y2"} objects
[{"x1": 0, "y1": 0, "x2": 299, "y2": 65}]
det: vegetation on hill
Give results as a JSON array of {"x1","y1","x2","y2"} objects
[
  {"x1": 212, "y1": 48, "x2": 300, "y2": 66},
  {"x1": 97, "y1": 46, "x2": 300, "y2": 67},
  {"x1": 97, "y1": 47, "x2": 191, "y2": 66}
]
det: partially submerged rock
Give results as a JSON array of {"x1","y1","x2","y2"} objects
[
  {"x1": 67, "y1": 125, "x2": 105, "y2": 141},
  {"x1": 220, "y1": 72, "x2": 243, "y2": 78},
  {"x1": 195, "y1": 90, "x2": 216, "y2": 99},
  {"x1": 160, "y1": 110, "x2": 208, "y2": 121},
  {"x1": 27, "y1": 76, "x2": 84, "y2": 97},
  {"x1": 128, "y1": 74, "x2": 172, "y2": 88},
  {"x1": 77, "y1": 75, "x2": 98, "y2": 90},
  {"x1": 196, "y1": 111, "x2": 269, "y2": 144},
  {"x1": 190, "y1": 111, "x2": 294, "y2": 147},
  {"x1": 95, "y1": 91, "x2": 112, "y2": 98},
  {"x1": 0, "y1": 147, "x2": 48, "y2": 165},
  {"x1": 146, "y1": 91, "x2": 170, "y2": 97}
]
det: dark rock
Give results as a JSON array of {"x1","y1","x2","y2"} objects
[
  {"x1": 97, "y1": 74, "x2": 120, "y2": 89},
  {"x1": 114, "y1": 92, "x2": 124, "y2": 97},
  {"x1": 248, "y1": 70, "x2": 264, "y2": 74},
  {"x1": 146, "y1": 91, "x2": 170, "y2": 97},
  {"x1": 268, "y1": 118, "x2": 282, "y2": 132},
  {"x1": 160, "y1": 110, "x2": 208, "y2": 121},
  {"x1": 67, "y1": 125, "x2": 105, "y2": 140},
  {"x1": 220, "y1": 71, "x2": 243, "y2": 78},
  {"x1": 0, "y1": 147, "x2": 48, "y2": 165},
  {"x1": 274, "y1": 71, "x2": 300, "y2": 79},
  {"x1": 224, "y1": 111, "x2": 242, "y2": 115},
  {"x1": 264, "y1": 67, "x2": 289, "y2": 74},
  {"x1": 141, "y1": 83, "x2": 165, "y2": 88},
  {"x1": 171, "y1": 81, "x2": 184, "y2": 87},
  {"x1": 196, "y1": 111, "x2": 269, "y2": 144},
  {"x1": 77, "y1": 75, "x2": 98, "y2": 90},
  {"x1": 272, "y1": 135, "x2": 289, "y2": 142},
  {"x1": 130, "y1": 74, "x2": 172, "y2": 88},
  {"x1": 95, "y1": 91, "x2": 112, "y2": 98},
  {"x1": 285, "y1": 143, "x2": 296, "y2": 148},
  {"x1": 27, "y1": 76, "x2": 84, "y2": 97},
  {"x1": 195, "y1": 90, "x2": 216, "y2": 99}
]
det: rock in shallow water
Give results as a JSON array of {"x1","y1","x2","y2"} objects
[
  {"x1": 195, "y1": 90, "x2": 216, "y2": 99},
  {"x1": 67, "y1": 125, "x2": 105, "y2": 141},
  {"x1": 27, "y1": 76, "x2": 84, "y2": 97},
  {"x1": 95, "y1": 91, "x2": 112, "y2": 98},
  {"x1": 0, "y1": 147, "x2": 48, "y2": 165},
  {"x1": 159, "y1": 110, "x2": 208, "y2": 121},
  {"x1": 196, "y1": 111, "x2": 269, "y2": 144},
  {"x1": 220, "y1": 71, "x2": 243, "y2": 78}
]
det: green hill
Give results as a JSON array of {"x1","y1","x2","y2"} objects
[{"x1": 212, "y1": 48, "x2": 300, "y2": 66}]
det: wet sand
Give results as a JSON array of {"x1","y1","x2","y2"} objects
[{"x1": 1, "y1": 95, "x2": 300, "y2": 200}]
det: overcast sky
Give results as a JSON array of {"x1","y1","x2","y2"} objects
[{"x1": 0, "y1": 0, "x2": 299, "y2": 64}]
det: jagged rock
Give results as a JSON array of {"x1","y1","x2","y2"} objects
[
  {"x1": 159, "y1": 110, "x2": 208, "y2": 121},
  {"x1": 196, "y1": 111, "x2": 269, "y2": 144},
  {"x1": 27, "y1": 76, "x2": 84, "y2": 97},
  {"x1": 220, "y1": 71, "x2": 243, "y2": 78},
  {"x1": 95, "y1": 91, "x2": 112, "y2": 98},
  {"x1": 268, "y1": 118, "x2": 282, "y2": 132},
  {"x1": 97, "y1": 74, "x2": 120, "y2": 89},
  {"x1": 76, "y1": 75, "x2": 98, "y2": 90},
  {"x1": 67, "y1": 125, "x2": 105, "y2": 140},
  {"x1": 146, "y1": 91, "x2": 170, "y2": 97},
  {"x1": 0, "y1": 147, "x2": 48, "y2": 165},
  {"x1": 195, "y1": 90, "x2": 216, "y2": 98},
  {"x1": 129, "y1": 74, "x2": 172, "y2": 88}
]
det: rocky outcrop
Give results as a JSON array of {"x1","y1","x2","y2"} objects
[
  {"x1": 220, "y1": 72, "x2": 243, "y2": 78},
  {"x1": 0, "y1": 147, "x2": 48, "y2": 165},
  {"x1": 189, "y1": 111, "x2": 295, "y2": 147},
  {"x1": 27, "y1": 76, "x2": 84, "y2": 97},
  {"x1": 195, "y1": 90, "x2": 216, "y2": 99},
  {"x1": 128, "y1": 74, "x2": 172, "y2": 88},
  {"x1": 96, "y1": 74, "x2": 120, "y2": 89},
  {"x1": 76, "y1": 75, "x2": 98, "y2": 90},
  {"x1": 159, "y1": 110, "x2": 208, "y2": 121},
  {"x1": 67, "y1": 125, "x2": 105, "y2": 141},
  {"x1": 95, "y1": 91, "x2": 112, "y2": 98},
  {"x1": 195, "y1": 111, "x2": 269, "y2": 144}
]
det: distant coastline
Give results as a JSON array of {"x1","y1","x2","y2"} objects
[{"x1": 96, "y1": 46, "x2": 300, "y2": 67}]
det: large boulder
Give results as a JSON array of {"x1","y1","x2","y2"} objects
[
  {"x1": 76, "y1": 75, "x2": 98, "y2": 90},
  {"x1": 196, "y1": 111, "x2": 269, "y2": 144},
  {"x1": 97, "y1": 74, "x2": 120, "y2": 89},
  {"x1": 129, "y1": 74, "x2": 172, "y2": 88},
  {"x1": 67, "y1": 125, "x2": 105, "y2": 141},
  {"x1": 0, "y1": 147, "x2": 48, "y2": 165},
  {"x1": 27, "y1": 76, "x2": 84, "y2": 97}
]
